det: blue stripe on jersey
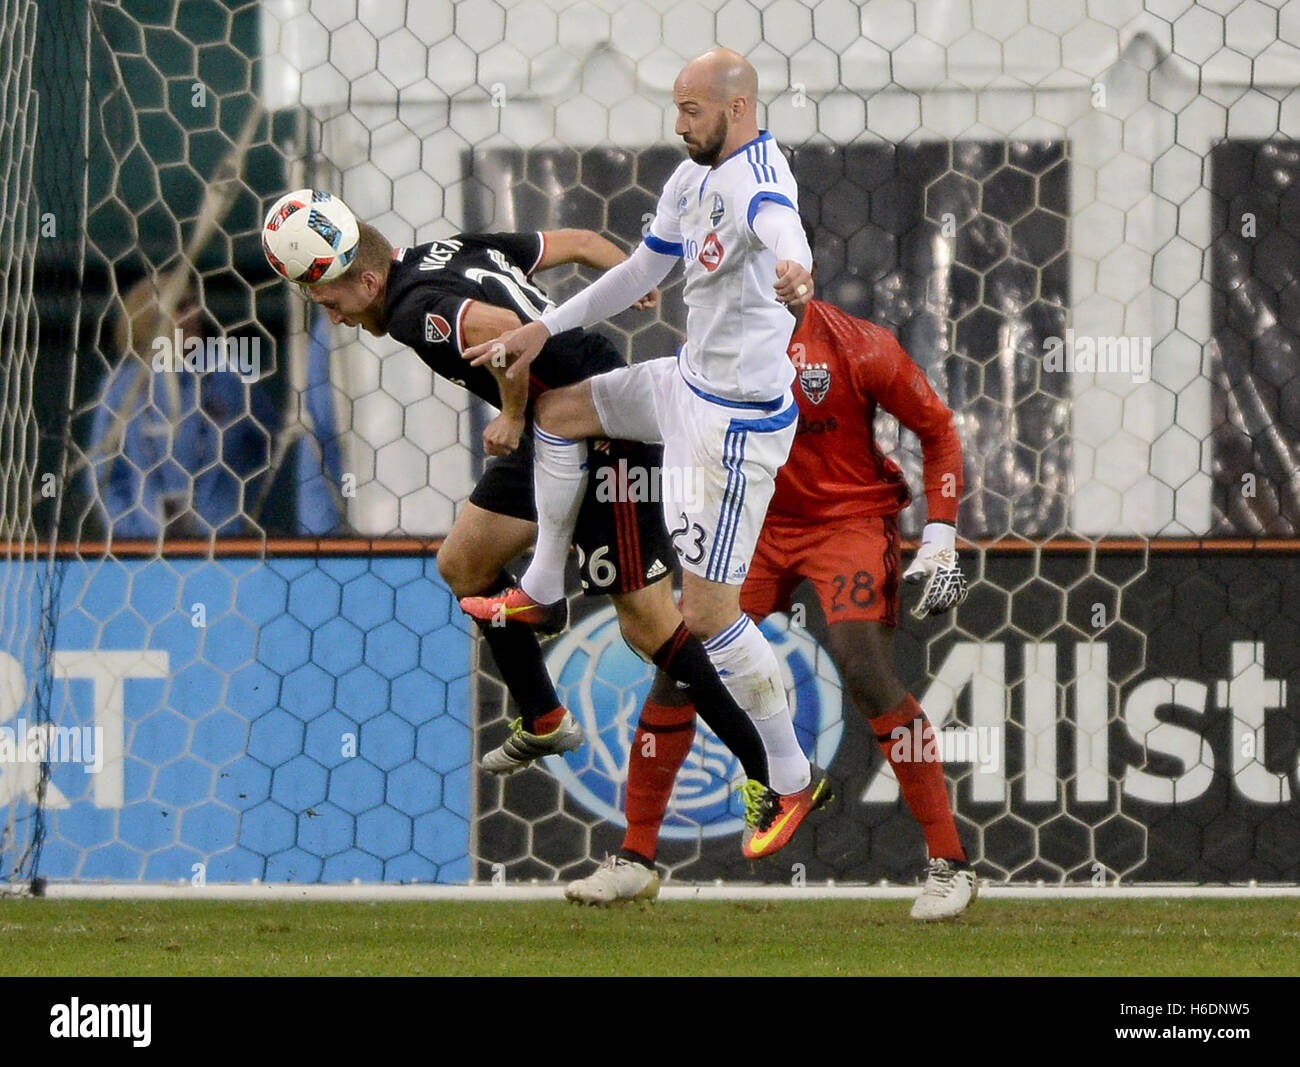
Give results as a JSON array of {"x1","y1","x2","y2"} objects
[
  {"x1": 746, "y1": 190, "x2": 796, "y2": 230},
  {"x1": 721, "y1": 130, "x2": 774, "y2": 167},
  {"x1": 726, "y1": 402, "x2": 799, "y2": 435},
  {"x1": 717, "y1": 432, "x2": 747, "y2": 582},
  {"x1": 745, "y1": 145, "x2": 763, "y2": 184},
  {"x1": 677, "y1": 358, "x2": 785, "y2": 411},
  {"x1": 706, "y1": 428, "x2": 748, "y2": 582},
  {"x1": 644, "y1": 232, "x2": 683, "y2": 257}
]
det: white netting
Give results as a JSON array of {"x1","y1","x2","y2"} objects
[
  {"x1": 0, "y1": 0, "x2": 1296, "y2": 888},
  {"x1": 0, "y1": 0, "x2": 51, "y2": 890}
]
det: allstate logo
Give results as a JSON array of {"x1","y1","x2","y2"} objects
[{"x1": 544, "y1": 607, "x2": 843, "y2": 838}]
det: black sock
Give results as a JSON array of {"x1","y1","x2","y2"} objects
[
  {"x1": 618, "y1": 847, "x2": 655, "y2": 869},
  {"x1": 651, "y1": 622, "x2": 768, "y2": 785},
  {"x1": 473, "y1": 572, "x2": 561, "y2": 731}
]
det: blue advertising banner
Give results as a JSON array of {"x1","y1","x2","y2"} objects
[{"x1": 0, "y1": 557, "x2": 472, "y2": 883}]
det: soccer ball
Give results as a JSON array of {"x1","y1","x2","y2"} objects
[{"x1": 262, "y1": 189, "x2": 359, "y2": 285}]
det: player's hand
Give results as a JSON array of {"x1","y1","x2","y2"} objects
[
  {"x1": 904, "y1": 522, "x2": 969, "y2": 619},
  {"x1": 483, "y1": 412, "x2": 525, "y2": 456},
  {"x1": 463, "y1": 320, "x2": 550, "y2": 380},
  {"x1": 632, "y1": 287, "x2": 660, "y2": 311},
  {"x1": 774, "y1": 260, "x2": 813, "y2": 309}
]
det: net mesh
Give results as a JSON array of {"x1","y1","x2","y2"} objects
[
  {"x1": 0, "y1": 0, "x2": 54, "y2": 892},
  {"x1": 1, "y1": 0, "x2": 1297, "y2": 888}
]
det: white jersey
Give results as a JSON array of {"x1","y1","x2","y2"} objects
[{"x1": 644, "y1": 131, "x2": 801, "y2": 405}]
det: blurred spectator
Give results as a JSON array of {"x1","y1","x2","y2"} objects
[{"x1": 87, "y1": 270, "x2": 278, "y2": 538}]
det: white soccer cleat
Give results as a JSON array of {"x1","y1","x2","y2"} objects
[
  {"x1": 910, "y1": 858, "x2": 978, "y2": 921},
  {"x1": 565, "y1": 855, "x2": 660, "y2": 905},
  {"x1": 481, "y1": 710, "x2": 584, "y2": 776}
]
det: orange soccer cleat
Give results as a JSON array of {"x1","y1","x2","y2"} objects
[
  {"x1": 458, "y1": 587, "x2": 569, "y2": 636},
  {"x1": 740, "y1": 774, "x2": 833, "y2": 859}
]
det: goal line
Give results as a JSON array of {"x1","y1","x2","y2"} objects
[{"x1": 22, "y1": 882, "x2": 1300, "y2": 902}]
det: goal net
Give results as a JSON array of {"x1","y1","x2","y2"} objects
[{"x1": 2, "y1": 0, "x2": 1297, "y2": 891}]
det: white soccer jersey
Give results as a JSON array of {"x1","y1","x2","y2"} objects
[{"x1": 644, "y1": 130, "x2": 802, "y2": 405}]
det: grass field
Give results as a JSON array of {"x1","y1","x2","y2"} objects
[{"x1": 1, "y1": 898, "x2": 1297, "y2": 977}]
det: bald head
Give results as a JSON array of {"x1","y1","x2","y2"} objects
[
  {"x1": 679, "y1": 48, "x2": 757, "y2": 107},
  {"x1": 673, "y1": 48, "x2": 761, "y2": 166}
]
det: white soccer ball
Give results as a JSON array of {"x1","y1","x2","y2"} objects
[{"x1": 262, "y1": 189, "x2": 359, "y2": 285}]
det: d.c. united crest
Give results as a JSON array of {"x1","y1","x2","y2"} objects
[{"x1": 799, "y1": 362, "x2": 831, "y2": 404}]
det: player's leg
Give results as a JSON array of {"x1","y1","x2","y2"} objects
[
  {"x1": 568, "y1": 527, "x2": 803, "y2": 902},
  {"x1": 565, "y1": 650, "x2": 692, "y2": 906},
  {"x1": 607, "y1": 576, "x2": 770, "y2": 785},
  {"x1": 810, "y1": 514, "x2": 975, "y2": 919},
  {"x1": 570, "y1": 441, "x2": 775, "y2": 786},
  {"x1": 515, "y1": 380, "x2": 606, "y2": 605},
  {"x1": 826, "y1": 620, "x2": 967, "y2": 859},
  {"x1": 437, "y1": 501, "x2": 534, "y2": 598},
  {"x1": 441, "y1": 466, "x2": 581, "y2": 773},
  {"x1": 663, "y1": 385, "x2": 827, "y2": 857},
  {"x1": 679, "y1": 572, "x2": 809, "y2": 792},
  {"x1": 459, "y1": 362, "x2": 665, "y2": 621}
]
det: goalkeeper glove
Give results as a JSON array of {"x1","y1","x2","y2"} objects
[{"x1": 903, "y1": 521, "x2": 969, "y2": 620}]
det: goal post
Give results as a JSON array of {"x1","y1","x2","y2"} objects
[{"x1": 2, "y1": 0, "x2": 1298, "y2": 891}]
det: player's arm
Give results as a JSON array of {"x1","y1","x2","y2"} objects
[
  {"x1": 535, "y1": 229, "x2": 658, "y2": 309},
  {"x1": 463, "y1": 243, "x2": 677, "y2": 377},
  {"x1": 861, "y1": 335, "x2": 968, "y2": 618},
  {"x1": 463, "y1": 175, "x2": 689, "y2": 377},
  {"x1": 461, "y1": 301, "x2": 530, "y2": 456},
  {"x1": 750, "y1": 197, "x2": 813, "y2": 309}
]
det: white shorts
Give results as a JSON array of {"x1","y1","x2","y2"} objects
[{"x1": 590, "y1": 356, "x2": 797, "y2": 585}]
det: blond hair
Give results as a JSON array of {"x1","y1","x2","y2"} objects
[{"x1": 343, "y1": 221, "x2": 394, "y2": 279}]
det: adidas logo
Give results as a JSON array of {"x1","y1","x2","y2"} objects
[{"x1": 645, "y1": 558, "x2": 668, "y2": 579}]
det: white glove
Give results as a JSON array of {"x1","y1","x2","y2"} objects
[{"x1": 904, "y1": 522, "x2": 968, "y2": 620}]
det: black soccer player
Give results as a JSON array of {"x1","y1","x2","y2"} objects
[{"x1": 277, "y1": 207, "x2": 795, "y2": 846}]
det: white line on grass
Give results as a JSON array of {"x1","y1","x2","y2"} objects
[{"x1": 21, "y1": 882, "x2": 1300, "y2": 901}]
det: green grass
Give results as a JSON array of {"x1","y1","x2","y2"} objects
[{"x1": 2, "y1": 899, "x2": 1297, "y2": 976}]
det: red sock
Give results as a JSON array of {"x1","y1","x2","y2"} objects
[
  {"x1": 532, "y1": 706, "x2": 565, "y2": 735},
  {"x1": 871, "y1": 695, "x2": 967, "y2": 862},
  {"x1": 621, "y1": 699, "x2": 696, "y2": 862}
]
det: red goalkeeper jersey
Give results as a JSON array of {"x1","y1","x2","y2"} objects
[{"x1": 768, "y1": 299, "x2": 963, "y2": 525}]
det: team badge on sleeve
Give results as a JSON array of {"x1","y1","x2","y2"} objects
[
  {"x1": 424, "y1": 313, "x2": 451, "y2": 343},
  {"x1": 799, "y1": 363, "x2": 831, "y2": 404}
]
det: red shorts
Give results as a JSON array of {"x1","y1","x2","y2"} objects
[{"x1": 740, "y1": 514, "x2": 902, "y2": 627}]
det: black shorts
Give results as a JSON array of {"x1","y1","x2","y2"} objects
[{"x1": 468, "y1": 435, "x2": 676, "y2": 597}]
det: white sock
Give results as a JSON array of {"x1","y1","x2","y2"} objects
[
  {"x1": 520, "y1": 427, "x2": 587, "y2": 605},
  {"x1": 703, "y1": 615, "x2": 811, "y2": 794}
]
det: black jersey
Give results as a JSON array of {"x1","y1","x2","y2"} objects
[{"x1": 384, "y1": 231, "x2": 625, "y2": 409}]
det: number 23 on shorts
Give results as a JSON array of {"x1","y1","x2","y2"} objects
[{"x1": 669, "y1": 512, "x2": 707, "y2": 567}]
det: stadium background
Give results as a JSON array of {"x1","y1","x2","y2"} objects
[{"x1": 2, "y1": 0, "x2": 1298, "y2": 890}]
